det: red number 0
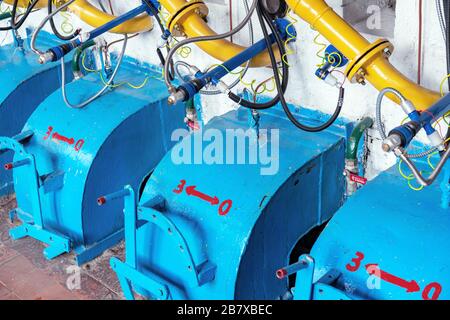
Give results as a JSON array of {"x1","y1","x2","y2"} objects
[{"x1": 422, "y1": 282, "x2": 442, "y2": 300}]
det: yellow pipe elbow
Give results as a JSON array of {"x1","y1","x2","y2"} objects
[
  {"x1": 68, "y1": 0, "x2": 153, "y2": 34},
  {"x1": 286, "y1": 0, "x2": 441, "y2": 110},
  {"x1": 159, "y1": 0, "x2": 279, "y2": 68},
  {"x1": 2, "y1": 0, "x2": 47, "y2": 9}
]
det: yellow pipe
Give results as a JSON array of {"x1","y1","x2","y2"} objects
[
  {"x1": 2, "y1": 0, "x2": 47, "y2": 9},
  {"x1": 2, "y1": 0, "x2": 153, "y2": 34},
  {"x1": 286, "y1": 0, "x2": 440, "y2": 111},
  {"x1": 68, "y1": 0, "x2": 153, "y2": 34},
  {"x1": 159, "y1": 0, "x2": 279, "y2": 68}
]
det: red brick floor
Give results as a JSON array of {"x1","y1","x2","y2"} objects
[{"x1": 0, "y1": 194, "x2": 125, "y2": 300}]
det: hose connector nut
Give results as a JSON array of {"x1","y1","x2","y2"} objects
[
  {"x1": 38, "y1": 51, "x2": 55, "y2": 64},
  {"x1": 382, "y1": 134, "x2": 403, "y2": 153},
  {"x1": 168, "y1": 90, "x2": 186, "y2": 105}
]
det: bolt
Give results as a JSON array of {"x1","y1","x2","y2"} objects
[{"x1": 355, "y1": 69, "x2": 366, "y2": 85}]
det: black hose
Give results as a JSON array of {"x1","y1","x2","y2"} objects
[
  {"x1": 0, "y1": 0, "x2": 38, "y2": 31},
  {"x1": 227, "y1": 7, "x2": 290, "y2": 110},
  {"x1": 258, "y1": 0, "x2": 344, "y2": 132},
  {"x1": 48, "y1": 0, "x2": 79, "y2": 40}
]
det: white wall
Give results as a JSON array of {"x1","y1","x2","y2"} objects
[{"x1": 1, "y1": 0, "x2": 447, "y2": 177}]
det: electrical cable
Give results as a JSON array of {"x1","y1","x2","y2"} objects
[
  {"x1": 60, "y1": 34, "x2": 128, "y2": 109},
  {"x1": 174, "y1": 0, "x2": 254, "y2": 96},
  {"x1": 376, "y1": 88, "x2": 440, "y2": 159},
  {"x1": 0, "y1": 0, "x2": 38, "y2": 31},
  {"x1": 258, "y1": 1, "x2": 344, "y2": 132},
  {"x1": 48, "y1": 0, "x2": 79, "y2": 40},
  {"x1": 436, "y1": 0, "x2": 446, "y2": 42},
  {"x1": 163, "y1": 0, "x2": 258, "y2": 91},
  {"x1": 31, "y1": 0, "x2": 76, "y2": 55}
]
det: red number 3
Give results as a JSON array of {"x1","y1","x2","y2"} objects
[
  {"x1": 346, "y1": 252, "x2": 365, "y2": 272},
  {"x1": 173, "y1": 180, "x2": 186, "y2": 194}
]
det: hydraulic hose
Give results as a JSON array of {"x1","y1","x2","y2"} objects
[
  {"x1": 399, "y1": 146, "x2": 450, "y2": 187},
  {"x1": 376, "y1": 88, "x2": 439, "y2": 159},
  {"x1": 285, "y1": 0, "x2": 440, "y2": 111},
  {"x1": 174, "y1": 0, "x2": 254, "y2": 96},
  {"x1": 159, "y1": 0, "x2": 279, "y2": 68},
  {"x1": 48, "y1": 0, "x2": 79, "y2": 40},
  {"x1": 436, "y1": 0, "x2": 446, "y2": 42},
  {"x1": 346, "y1": 117, "x2": 374, "y2": 161},
  {"x1": 258, "y1": 2, "x2": 344, "y2": 131},
  {"x1": 31, "y1": 0, "x2": 75, "y2": 55},
  {"x1": 0, "y1": 0, "x2": 39, "y2": 31},
  {"x1": 71, "y1": 39, "x2": 95, "y2": 78},
  {"x1": 60, "y1": 34, "x2": 128, "y2": 109},
  {"x1": 163, "y1": 0, "x2": 258, "y2": 91}
]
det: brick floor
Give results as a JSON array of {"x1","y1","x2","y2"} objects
[{"x1": 0, "y1": 194, "x2": 125, "y2": 300}]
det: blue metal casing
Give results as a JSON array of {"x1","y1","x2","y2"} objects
[
  {"x1": 1, "y1": 61, "x2": 185, "y2": 264},
  {"x1": 293, "y1": 165, "x2": 450, "y2": 300},
  {"x1": 0, "y1": 30, "x2": 73, "y2": 195},
  {"x1": 112, "y1": 105, "x2": 350, "y2": 300}
]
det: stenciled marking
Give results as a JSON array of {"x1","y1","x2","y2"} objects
[
  {"x1": 44, "y1": 126, "x2": 85, "y2": 152},
  {"x1": 173, "y1": 179, "x2": 233, "y2": 216},
  {"x1": 346, "y1": 251, "x2": 443, "y2": 300}
]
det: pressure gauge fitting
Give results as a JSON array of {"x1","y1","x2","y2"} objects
[{"x1": 260, "y1": 0, "x2": 288, "y2": 18}]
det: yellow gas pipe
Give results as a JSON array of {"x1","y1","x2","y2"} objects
[
  {"x1": 2, "y1": 0, "x2": 154, "y2": 33},
  {"x1": 158, "y1": 0, "x2": 279, "y2": 67},
  {"x1": 7, "y1": 0, "x2": 440, "y2": 110},
  {"x1": 286, "y1": 0, "x2": 440, "y2": 111},
  {"x1": 67, "y1": 0, "x2": 153, "y2": 34},
  {"x1": 2, "y1": 0, "x2": 47, "y2": 9}
]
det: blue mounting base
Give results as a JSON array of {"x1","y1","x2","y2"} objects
[
  {"x1": 9, "y1": 222, "x2": 71, "y2": 260},
  {"x1": 111, "y1": 257, "x2": 170, "y2": 300},
  {"x1": 73, "y1": 229, "x2": 124, "y2": 265}
]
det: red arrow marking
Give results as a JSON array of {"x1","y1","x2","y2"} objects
[
  {"x1": 366, "y1": 264, "x2": 420, "y2": 293},
  {"x1": 52, "y1": 132, "x2": 75, "y2": 145},
  {"x1": 185, "y1": 186, "x2": 220, "y2": 205}
]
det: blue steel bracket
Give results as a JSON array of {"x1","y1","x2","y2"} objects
[
  {"x1": 289, "y1": 255, "x2": 352, "y2": 300},
  {"x1": 9, "y1": 224, "x2": 71, "y2": 260},
  {"x1": 110, "y1": 257, "x2": 170, "y2": 300},
  {"x1": 138, "y1": 204, "x2": 217, "y2": 288},
  {"x1": 312, "y1": 270, "x2": 351, "y2": 300},
  {"x1": 104, "y1": 186, "x2": 216, "y2": 297},
  {"x1": 101, "y1": 186, "x2": 170, "y2": 300},
  {"x1": 0, "y1": 134, "x2": 71, "y2": 260},
  {"x1": 292, "y1": 255, "x2": 315, "y2": 300}
]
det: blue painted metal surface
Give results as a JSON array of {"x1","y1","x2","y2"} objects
[
  {"x1": 0, "y1": 60, "x2": 185, "y2": 264},
  {"x1": 111, "y1": 105, "x2": 349, "y2": 300},
  {"x1": 0, "y1": 30, "x2": 73, "y2": 196},
  {"x1": 293, "y1": 165, "x2": 450, "y2": 300}
]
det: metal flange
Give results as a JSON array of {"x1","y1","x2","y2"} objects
[
  {"x1": 167, "y1": 0, "x2": 209, "y2": 37},
  {"x1": 345, "y1": 39, "x2": 394, "y2": 84}
]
